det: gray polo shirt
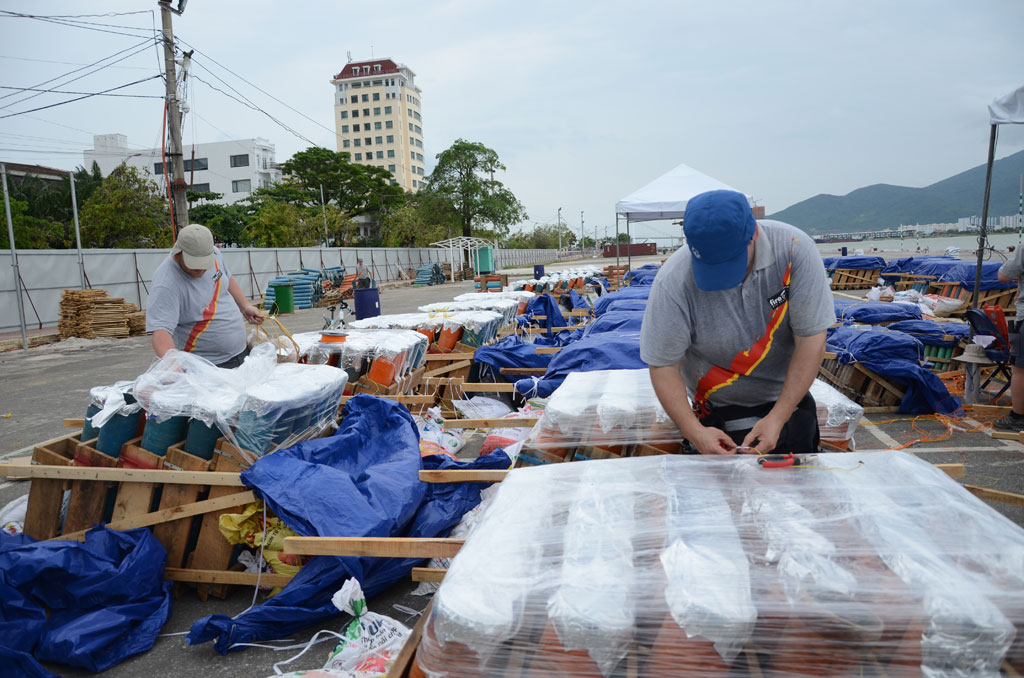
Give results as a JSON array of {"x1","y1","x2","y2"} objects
[
  {"x1": 998, "y1": 247, "x2": 1024, "y2": 316},
  {"x1": 640, "y1": 220, "x2": 835, "y2": 409},
  {"x1": 145, "y1": 249, "x2": 246, "y2": 365}
]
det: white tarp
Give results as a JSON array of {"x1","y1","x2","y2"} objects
[
  {"x1": 989, "y1": 84, "x2": 1024, "y2": 125},
  {"x1": 615, "y1": 162, "x2": 751, "y2": 222}
]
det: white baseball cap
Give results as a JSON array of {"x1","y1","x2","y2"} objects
[{"x1": 171, "y1": 224, "x2": 215, "y2": 270}]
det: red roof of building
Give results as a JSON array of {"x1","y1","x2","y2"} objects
[{"x1": 332, "y1": 58, "x2": 400, "y2": 81}]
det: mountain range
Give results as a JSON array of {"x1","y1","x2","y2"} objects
[{"x1": 767, "y1": 148, "x2": 1024, "y2": 234}]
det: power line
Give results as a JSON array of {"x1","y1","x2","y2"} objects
[
  {"x1": 0, "y1": 84, "x2": 161, "y2": 98},
  {"x1": 0, "y1": 10, "x2": 157, "y2": 40},
  {"x1": 191, "y1": 72, "x2": 318, "y2": 148},
  {"x1": 180, "y1": 39, "x2": 339, "y2": 143},
  {"x1": 0, "y1": 75, "x2": 162, "y2": 120},
  {"x1": 3, "y1": 10, "x2": 153, "y2": 19},
  {"x1": 0, "y1": 37, "x2": 158, "y2": 109},
  {"x1": 0, "y1": 54, "x2": 152, "y2": 70}
]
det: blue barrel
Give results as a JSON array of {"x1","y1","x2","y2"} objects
[
  {"x1": 82, "y1": 402, "x2": 102, "y2": 441},
  {"x1": 184, "y1": 419, "x2": 220, "y2": 460},
  {"x1": 354, "y1": 287, "x2": 381, "y2": 320},
  {"x1": 95, "y1": 409, "x2": 143, "y2": 458},
  {"x1": 841, "y1": 246, "x2": 848, "y2": 256},
  {"x1": 534, "y1": 264, "x2": 545, "y2": 278},
  {"x1": 235, "y1": 410, "x2": 274, "y2": 458},
  {"x1": 141, "y1": 415, "x2": 189, "y2": 456}
]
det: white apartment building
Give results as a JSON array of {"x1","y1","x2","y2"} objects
[
  {"x1": 83, "y1": 134, "x2": 282, "y2": 205},
  {"x1": 330, "y1": 57, "x2": 424, "y2": 192}
]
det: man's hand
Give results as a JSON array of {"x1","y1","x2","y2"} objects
[
  {"x1": 241, "y1": 303, "x2": 265, "y2": 325},
  {"x1": 741, "y1": 414, "x2": 785, "y2": 454},
  {"x1": 690, "y1": 424, "x2": 740, "y2": 455}
]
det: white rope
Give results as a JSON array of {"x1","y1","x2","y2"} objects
[{"x1": 270, "y1": 629, "x2": 348, "y2": 675}]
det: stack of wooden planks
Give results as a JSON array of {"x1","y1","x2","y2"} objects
[
  {"x1": 58, "y1": 289, "x2": 134, "y2": 339},
  {"x1": 127, "y1": 308, "x2": 147, "y2": 336}
]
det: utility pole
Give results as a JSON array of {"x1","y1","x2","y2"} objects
[
  {"x1": 159, "y1": 0, "x2": 188, "y2": 238},
  {"x1": 69, "y1": 172, "x2": 86, "y2": 290},
  {"x1": 557, "y1": 207, "x2": 562, "y2": 255},
  {"x1": 580, "y1": 210, "x2": 584, "y2": 257},
  {"x1": 320, "y1": 184, "x2": 329, "y2": 246}
]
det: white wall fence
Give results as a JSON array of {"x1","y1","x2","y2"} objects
[{"x1": 0, "y1": 246, "x2": 556, "y2": 333}]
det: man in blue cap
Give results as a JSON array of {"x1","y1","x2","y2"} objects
[{"x1": 640, "y1": 189, "x2": 835, "y2": 455}]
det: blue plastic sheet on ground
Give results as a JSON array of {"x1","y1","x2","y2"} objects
[
  {"x1": 474, "y1": 335, "x2": 555, "y2": 381},
  {"x1": 187, "y1": 394, "x2": 509, "y2": 654},
  {"x1": 886, "y1": 319, "x2": 970, "y2": 347},
  {"x1": 567, "y1": 289, "x2": 591, "y2": 311},
  {"x1": 937, "y1": 261, "x2": 1014, "y2": 291},
  {"x1": 0, "y1": 526, "x2": 172, "y2": 676},
  {"x1": 515, "y1": 331, "x2": 645, "y2": 398},
  {"x1": 834, "y1": 299, "x2": 921, "y2": 324},
  {"x1": 823, "y1": 255, "x2": 886, "y2": 272},
  {"x1": 593, "y1": 286, "x2": 651, "y2": 316},
  {"x1": 517, "y1": 294, "x2": 568, "y2": 335},
  {"x1": 880, "y1": 256, "x2": 960, "y2": 284},
  {"x1": 826, "y1": 326, "x2": 961, "y2": 415},
  {"x1": 581, "y1": 310, "x2": 645, "y2": 338}
]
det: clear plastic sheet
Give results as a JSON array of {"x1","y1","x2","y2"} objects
[
  {"x1": 292, "y1": 329, "x2": 429, "y2": 386},
  {"x1": 348, "y1": 311, "x2": 502, "y2": 347},
  {"x1": 809, "y1": 379, "x2": 864, "y2": 447},
  {"x1": 420, "y1": 298, "x2": 520, "y2": 325},
  {"x1": 416, "y1": 453, "x2": 1024, "y2": 677},
  {"x1": 454, "y1": 291, "x2": 535, "y2": 304},
  {"x1": 526, "y1": 369, "x2": 684, "y2": 455},
  {"x1": 88, "y1": 381, "x2": 141, "y2": 429},
  {"x1": 134, "y1": 343, "x2": 347, "y2": 463}
]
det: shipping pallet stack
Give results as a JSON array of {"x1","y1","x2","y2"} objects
[
  {"x1": 830, "y1": 266, "x2": 882, "y2": 290},
  {"x1": 817, "y1": 351, "x2": 905, "y2": 409},
  {"x1": 604, "y1": 265, "x2": 629, "y2": 290}
]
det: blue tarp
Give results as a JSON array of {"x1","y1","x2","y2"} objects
[
  {"x1": 880, "y1": 256, "x2": 960, "y2": 284},
  {"x1": 826, "y1": 326, "x2": 961, "y2": 415},
  {"x1": 567, "y1": 289, "x2": 591, "y2": 311},
  {"x1": 515, "y1": 332, "x2": 645, "y2": 398},
  {"x1": 593, "y1": 286, "x2": 651, "y2": 316},
  {"x1": 602, "y1": 298, "x2": 648, "y2": 315},
  {"x1": 886, "y1": 319, "x2": 970, "y2": 347},
  {"x1": 0, "y1": 527, "x2": 172, "y2": 676},
  {"x1": 474, "y1": 334, "x2": 556, "y2": 381},
  {"x1": 517, "y1": 294, "x2": 568, "y2": 335},
  {"x1": 624, "y1": 265, "x2": 660, "y2": 286},
  {"x1": 188, "y1": 395, "x2": 509, "y2": 654},
  {"x1": 936, "y1": 262, "x2": 1014, "y2": 291},
  {"x1": 824, "y1": 256, "x2": 886, "y2": 272},
  {"x1": 581, "y1": 310, "x2": 645, "y2": 338},
  {"x1": 834, "y1": 299, "x2": 921, "y2": 324}
]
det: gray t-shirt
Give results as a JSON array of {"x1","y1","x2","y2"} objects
[
  {"x1": 640, "y1": 220, "x2": 835, "y2": 409},
  {"x1": 998, "y1": 248, "x2": 1024, "y2": 316},
  {"x1": 146, "y1": 249, "x2": 246, "y2": 365}
]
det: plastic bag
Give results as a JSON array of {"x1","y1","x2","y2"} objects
[
  {"x1": 219, "y1": 501, "x2": 305, "y2": 593},
  {"x1": 416, "y1": 407, "x2": 464, "y2": 457},
  {"x1": 323, "y1": 579, "x2": 410, "y2": 675},
  {"x1": 479, "y1": 404, "x2": 543, "y2": 456},
  {"x1": 0, "y1": 494, "x2": 27, "y2": 535},
  {"x1": 866, "y1": 285, "x2": 894, "y2": 302}
]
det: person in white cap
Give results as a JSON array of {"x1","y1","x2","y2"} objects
[{"x1": 146, "y1": 224, "x2": 264, "y2": 368}]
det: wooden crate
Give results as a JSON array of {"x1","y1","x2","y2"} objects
[
  {"x1": 818, "y1": 356, "x2": 905, "y2": 408},
  {"x1": 830, "y1": 267, "x2": 882, "y2": 290},
  {"x1": 927, "y1": 281, "x2": 1019, "y2": 316}
]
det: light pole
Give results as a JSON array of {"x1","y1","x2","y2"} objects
[
  {"x1": 580, "y1": 210, "x2": 584, "y2": 257},
  {"x1": 557, "y1": 207, "x2": 562, "y2": 255}
]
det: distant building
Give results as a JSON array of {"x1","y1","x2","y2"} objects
[
  {"x1": 330, "y1": 57, "x2": 424, "y2": 193},
  {"x1": 83, "y1": 134, "x2": 281, "y2": 205},
  {"x1": 0, "y1": 162, "x2": 67, "y2": 187}
]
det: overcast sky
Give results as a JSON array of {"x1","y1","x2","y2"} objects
[{"x1": 2, "y1": 0, "x2": 1023, "y2": 243}]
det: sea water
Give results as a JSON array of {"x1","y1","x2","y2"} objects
[{"x1": 816, "y1": 232, "x2": 1024, "y2": 260}]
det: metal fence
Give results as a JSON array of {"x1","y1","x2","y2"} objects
[{"x1": 0, "y1": 246, "x2": 556, "y2": 333}]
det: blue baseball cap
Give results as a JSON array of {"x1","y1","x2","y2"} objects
[{"x1": 683, "y1": 190, "x2": 756, "y2": 291}]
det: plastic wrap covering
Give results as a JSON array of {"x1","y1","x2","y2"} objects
[
  {"x1": 420, "y1": 298, "x2": 519, "y2": 325},
  {"x1": 134, "y1": 343, "x2": 347, "y2": 463},
  {"x1": 87, "y1": 381, "x2": 141, "y2": 429},
  {"x1": 454, "y1": 290, "x2": 535, "y2": 303},
  {"x1": 293, "y1": 329, "x2": 429, "y2": 386},
  {"x1": 525, "y1": 370, "x2": 683, "y2": 456},
  {"x1": 348, "y1": 311, "x2": 502, "y2": 347},
  {"x1": 809, "y1": 378, "x2": 863, "y2": 447},
  {"x1": 416, "y1": 453, "x2": 1024, "y2": 677},
  {"x1": 511, "y1": 267, "x2": 601, "y2": 292}
]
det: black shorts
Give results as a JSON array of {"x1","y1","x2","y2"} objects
[
  {"x1": 696, "y1": 392, "x2": 820, "y2": 454},
  {"x1": 216, "y1": 346, "x2": 251, "y2": 369},
  {"x1": 1010, "y1": 320, "x2": 1024, "y2": 368}
]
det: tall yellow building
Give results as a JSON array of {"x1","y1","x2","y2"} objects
[{"x1": 331, "y1": 58, "x2": 424, "y2": 192}]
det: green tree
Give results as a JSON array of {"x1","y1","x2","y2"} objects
[
  {"x1": 243, "y1": 201, "x2": 299, "y2": 247},
  {"x1": 79, "y1": 164, "x2": 171, "y2": 248},
  {"x1": 0, "y1": 197, "x2": 65, "y2": 248},
  {"x1": 276, "y1": 146, "x2": 405, "y2": 217},
  {"x1": 376, "y1": 191, "x2": 458, "y2": 247},
  {"x1": 423, "y1": 139, "x2": 527, "y2": 246}
]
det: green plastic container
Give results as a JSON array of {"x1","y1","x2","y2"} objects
[
  {"x1": 271, "y1": 282, "x2": 295, "y2": 314},
  {"x1": 475, "y1": 246, "x2": 494, "y2": 274}
]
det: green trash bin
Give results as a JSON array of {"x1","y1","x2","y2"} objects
[{"x1": 271, "y1": 282, "x2": 295, "y2": 314}]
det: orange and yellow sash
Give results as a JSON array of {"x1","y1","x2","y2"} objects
[
  {"x1": 692, "y1": 261, "x2": 792, "y2": 418},
  {"x1": 183, "y1": 261, "x2": 221, "y2": 353}
]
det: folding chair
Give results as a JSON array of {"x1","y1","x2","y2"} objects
[{"x1": 964, "y1": 308, "x2": 1013, "y2": 401}]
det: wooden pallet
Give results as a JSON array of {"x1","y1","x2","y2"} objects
[
  {"x1": 927, "y1": 281, "x2": 1019, "y2": 316},
  {"x1": 818, "y1": 355, "x2": 905, "y2": 408},
  {"x1": 830, "y1": 267, "x2": 881, "y2": 290}
]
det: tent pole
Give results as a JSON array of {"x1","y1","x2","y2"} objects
[
  {"x1": 627, "y1": 219, "x2": 632, "y2": 270},
  {"x1": 1, "y1": 164, "x2": 28, "y2": 350},
  {"x1": 972, "y1": 124, "x2": 998, "y2": 310},
  {"x1": 615, "y1": 215, "x2": 620, "y2": 269}
]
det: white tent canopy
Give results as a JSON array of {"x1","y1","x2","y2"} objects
[{"x1": 615, "y1": 162, "x2": 751, "y2": 222}]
